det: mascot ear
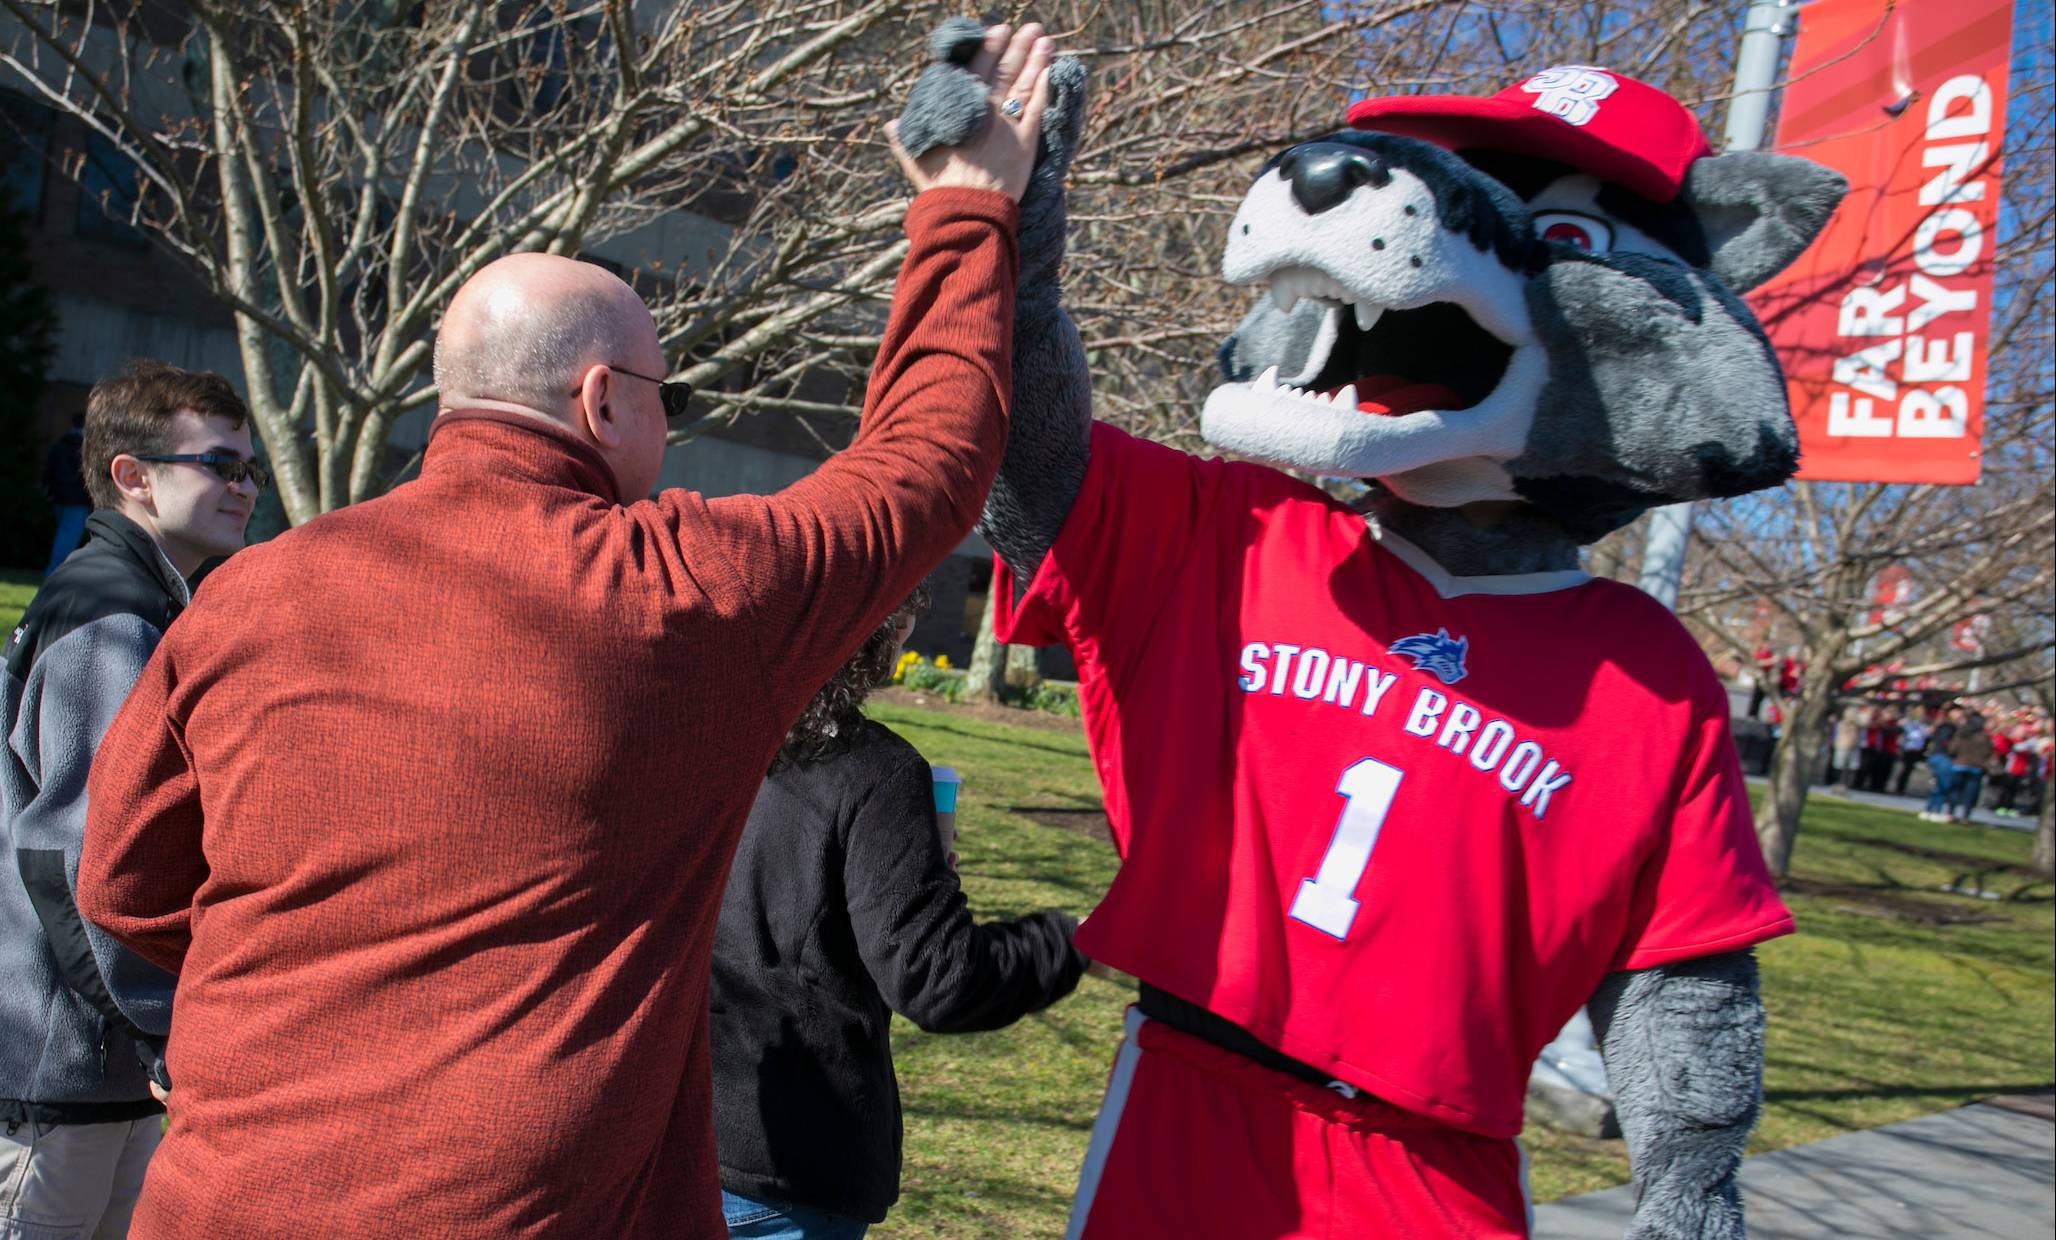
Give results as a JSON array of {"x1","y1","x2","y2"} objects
[{"x1": 1677, "y1": 152, "x2": 1847, "y2": 293}]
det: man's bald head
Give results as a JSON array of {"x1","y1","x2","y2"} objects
[
  {"x1": 434, "y1": 253, "x2": 660, "y2": 414},
  {"x1": 434, "y1": 253, "x2": 672, "y2": 499}
]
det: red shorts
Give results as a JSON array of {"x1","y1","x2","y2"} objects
[{"x1": 1068, "y1": 1011, "x2": 1528, "y2": 1239}]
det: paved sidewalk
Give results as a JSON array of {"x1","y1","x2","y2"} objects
[{"x1": 1535, "y1": 1098, "x2": 2055, "y2": 1238}]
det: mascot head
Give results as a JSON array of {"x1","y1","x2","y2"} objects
[{"x1": 1206, "y1": 66, "x2": 1846, "y2": 542}]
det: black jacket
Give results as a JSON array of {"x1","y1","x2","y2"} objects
[
  {"x1": 2, "y1": 510, "x2": 183, "y2": 1124},
  {"x1": 710, "y1": 719, "x2": 1085, "y2": 1223}
]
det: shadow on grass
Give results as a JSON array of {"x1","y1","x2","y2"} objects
[
  {"x1": 1765, "y1": 1081, "x2": 2056, "y2": 1104},
  {"x1": 900, "y1": 1098, "x2": 1099, "y2": 1132},
  {"x1": 897, "y1": 720, "x2": 1086, "y2": 760}
]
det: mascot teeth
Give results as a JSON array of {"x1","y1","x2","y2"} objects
[
  {"x1": 1268, "y1": 267, "x2": 1371, "y2": 321},
  {"x1": 1251, "y1": 365, "x2": 1358, "y2": 412},
  {"x1": 1353, "y1": 302, "x2": 1383, "y2": 332}
]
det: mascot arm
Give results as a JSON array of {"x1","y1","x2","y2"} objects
[
  {"x1": 1589, "y1": 949, "x2": 1764, "y2": 1240},
  {"x1": 899, "y1": 20, "x2": 1092, "y2": 586}
]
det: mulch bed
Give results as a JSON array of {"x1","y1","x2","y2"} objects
[{"x1": 872, "y1": 686, "x2": 1083, "y2": 733}]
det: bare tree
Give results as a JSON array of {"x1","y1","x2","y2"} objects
[
  {"x1": 2035, "y1": 667, "x2": 2055, "y2": 879},
  {"x1": 0, "y1": 0, "x2": 1509, "y2": 527},
  {"x1": 0, "y1": 0, "x2": 960, "y2": 522},
  {"x1": 0, "y1": 1, "x2": 1785, "y2": 486},
  {"x1": 1674, "y1": 18, "x2": 2055, "y2": 876}
]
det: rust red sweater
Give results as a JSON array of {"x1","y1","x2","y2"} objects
[{"x1": 77, "y1": 188, "x2": 1017, "y2": 1239}]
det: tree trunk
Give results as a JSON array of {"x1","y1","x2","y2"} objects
[
  {"x1": 2034, "y1": 784, "x2": 2054, "y2": 882},
  {"x1": 963, "y1": 587, "x2": 1009, "y2": 704},
  {"x1": 1005, "y1": 642, "x2": 1043, "y2": 691},
  {"x1": 1755, "y1": 686, "x2": 1834, "y2": 879}
]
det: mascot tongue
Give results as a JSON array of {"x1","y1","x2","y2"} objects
[{"x1": 1337, "y1": 374, "x2": 1465, "y2": 417}]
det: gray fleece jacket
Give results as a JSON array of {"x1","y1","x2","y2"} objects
[{"x1": 2, "y1": 509, "x2": 182, "y2": 1125}]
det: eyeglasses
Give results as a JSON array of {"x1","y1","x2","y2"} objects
[
  {"x1": 581, "y1": 364, "x2": 694, "y2": 421},
  {"x1": 134, "y1": 453, "x2": 270, "y2": 490}
]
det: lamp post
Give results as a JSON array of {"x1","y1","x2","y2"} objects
[{"x1": 1635, "y1": 0, "x2": 1799, "y2": 609}]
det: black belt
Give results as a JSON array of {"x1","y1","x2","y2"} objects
[{"x1": 1136, "y1": 984, "x2": 1363, "y2": 1098}]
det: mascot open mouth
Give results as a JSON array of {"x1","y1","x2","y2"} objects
[
  {"x1": 1262, "y1": 266, "x2": 1517, "y2": 417},
  {"x1": 1202, "y1": 135, "x2": 1549, "y2": 489}
]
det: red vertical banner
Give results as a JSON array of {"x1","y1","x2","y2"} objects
[{"x1": 1749, "y1": 0, "x2": 2013, "y2": 484}]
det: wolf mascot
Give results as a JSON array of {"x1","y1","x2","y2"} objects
[{"x1": 901, "y1": 24, "x2": 1844, "y2": 1238}]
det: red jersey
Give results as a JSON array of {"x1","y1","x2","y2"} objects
[{"x1": 996, "y1": 424, "x2": 1792, "y2": 1138}]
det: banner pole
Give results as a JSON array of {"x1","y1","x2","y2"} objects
[{"x1": 1636, "y1": 0, "x2": 1798, "y2": 609}]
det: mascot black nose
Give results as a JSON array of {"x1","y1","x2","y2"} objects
[{"x1": 1277, "y1": 143, "x2": 1391, "y2": 215}]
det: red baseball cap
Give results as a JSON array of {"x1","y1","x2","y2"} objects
[{"x1": 1346, "y1": 66, "x2": 1712, "y2": 203}]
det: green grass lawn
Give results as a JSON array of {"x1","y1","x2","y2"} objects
[
  {"x1": 865, "y1": 698, "x2": 2055, "y2": 1238},
  {"x1": 1, "y1": 568, "x2": 38, "y2": 636}
]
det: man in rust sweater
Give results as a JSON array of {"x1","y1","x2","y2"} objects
[{"x1": 75, "y1": 25, "x2": 1057, "y2": 1239}]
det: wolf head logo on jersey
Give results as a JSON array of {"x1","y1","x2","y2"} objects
[{"x1": 1391, "y1": 629, "x2": 1469, "y2": 685}]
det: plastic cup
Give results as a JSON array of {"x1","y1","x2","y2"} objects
[
  {"x1": 931, "y1": 767, "x2": 961, "y2": 866},
  {"x1": 930, "y1": 767, "x2": 960, "y2": 812}
]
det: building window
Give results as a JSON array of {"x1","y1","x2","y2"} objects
[
  {"x1": 0, "y1": 90, "x2": 52, "y2": 220},
  {"x1": 75, "y1": 129, "x2": 150, "y2": 249}
]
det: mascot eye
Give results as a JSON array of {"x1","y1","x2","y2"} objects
[{"x1": 1532, "y1": 212, "x2": 1613, "y2": 255}]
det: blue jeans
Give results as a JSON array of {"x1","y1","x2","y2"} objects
[
  {"x1": 44, "y1": 504, "x2": 88, "y2": 576},
  {"x1": 721, "y1": 1189, "x2": 869, "y2": 1240},
  {"x1": 1924, "y1": 755, "x2": 1957, "y2": 812},
  {"x1": 1949, "y1": 766, "x2": 1985, "y2": 817}
]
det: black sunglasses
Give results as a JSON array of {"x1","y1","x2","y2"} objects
[
  {"x1": 134, "y1": 453, "x2": 270, "y2": 490},
  {"x1": 588, "y1": 364, "x2": 694, "y2": 421}
]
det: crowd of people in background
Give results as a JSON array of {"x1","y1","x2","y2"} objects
[
  {"x1": 1741, "y1": 646, "x2": 2050, "y2": 824},
  {"x1": 1829, "y1": 701, "x2": 2048, "y2": 822}
]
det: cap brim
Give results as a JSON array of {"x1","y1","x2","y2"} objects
[{"x1": 1346, "y1": 94, "x2": 1682, "y2": 202}]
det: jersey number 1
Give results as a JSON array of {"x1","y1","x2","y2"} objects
[{"x1": 1288, "y1": 758, "x2": 1403, "y2": 940}]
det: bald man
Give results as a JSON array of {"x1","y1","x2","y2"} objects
[{"x1": 75, "y1": 25, "x2": 1056, "y2": 1240}]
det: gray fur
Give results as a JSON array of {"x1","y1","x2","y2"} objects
[
  {"x1": 927, "y1": 16, "x2": 986, "y2": 64},
  {"x1": 1591, "y1": 951, "x2": 1765, "y2": 1239},
  {"x1": 1218, "y1": 294, "x2": 1337, "y2": 387},
  {"x1": 897, "y1": 40, "x2": 1092, "y2": 583},
  {"x1": 1680, "y1": 152, "x2": 1848, "y2": 294},
  {"x1": 1506, "y1": 249, "x2": 1797, "y2": 542},
  {"x1": 895, "y1": 18, "x2": 992, "y2": 160},
  {"x1": 1364, "y1": 493, "x2": 1580, "y2": 575}
]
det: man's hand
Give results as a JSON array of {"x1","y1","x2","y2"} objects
[{"x1": 887, "y1": 24, "x2": 1054, "y2": 202}]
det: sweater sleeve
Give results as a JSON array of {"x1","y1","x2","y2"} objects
[
  {"x1": 670, "y1": 188, "x2": 1018, "y2": 724},
  {"x1": 78, "y1": 631, "x2": 208, "y2": 977},
  {"x1": 10, "y1": 614, "x2": 179, "y2": 1039},
  {"x1": 842, "y1": 752, "x2": 1085, "y2": 1034}
]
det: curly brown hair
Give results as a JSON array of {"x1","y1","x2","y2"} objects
[{"x1": 773, "y1": 583, "x2": 932, "y2": 769}]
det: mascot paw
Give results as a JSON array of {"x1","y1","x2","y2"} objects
[
  {"x1": 1017, "y1": 54, "x2": 1087, "y2": 286},
  {"x1": 896, "y1": 17, "x2": 994, "y2": 159},
  {"x1": 897, "y1": 20, "x2": 1090, "y2": 181}
]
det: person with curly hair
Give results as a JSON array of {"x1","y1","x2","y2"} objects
[{"x1": 709, "y1": 586, "x2": 1088, "y2": 1239}]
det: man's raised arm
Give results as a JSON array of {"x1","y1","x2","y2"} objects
[{"x1": 672, "y1": 23, "x2": 1056, "y2": 716}]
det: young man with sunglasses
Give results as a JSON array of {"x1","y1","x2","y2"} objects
[{"x1": 2, "y1": 359, "x2": 257, "y2": 1238}]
